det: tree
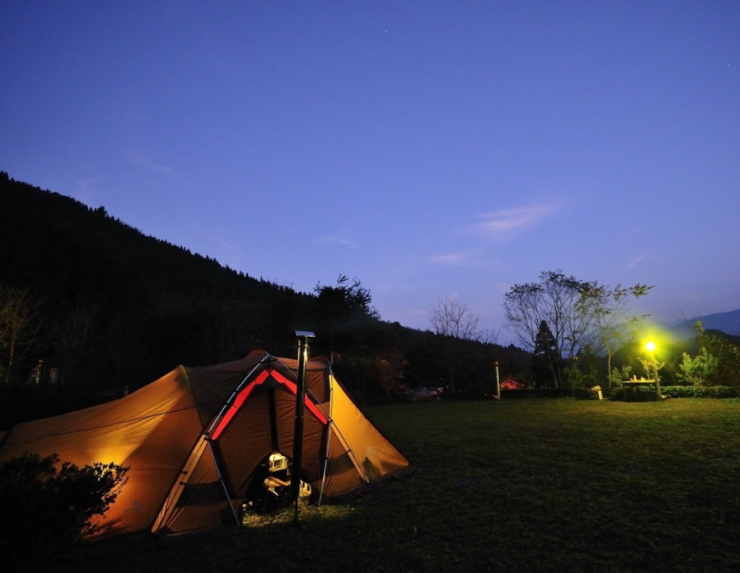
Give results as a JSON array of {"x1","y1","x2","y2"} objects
[
  {"x1": 503, "y1": 270, "x2": 596, "y2": 364},
  {"x1": 430, "y1": 295, "x2": 481, "y2": 340},
  {"x1": 313, "y1": 275, "x2": 379, "y2": 355},
  {"x1": 50, "y1": 303, "x2": 99, "y2": 388},
  {"x1": 579, "y1": 283, "x2": 653, "y2": 388},
  {"x1": 677, "y1": 347, "x2": 718, "y2": 386},
  {"x1": 692, "y1": 321, "x2": 740, "y2": 388},
  {"x1": 638, "y1": 355, "x2": 664, "y2": 383},
  {"x1": 314, "y1": 274, "x2": 377, "y2": 320},
  {"x1": 0, "y1": 284, "x2": 44, "y2": 383},
  {"x1": 429, "y1": 295, "x2": 491, "y2": 393},
  {"x1": 531, "y1": 320, "x2": 563, "y2": 388}
]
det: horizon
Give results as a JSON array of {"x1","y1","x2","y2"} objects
[{"x1": 2, "y1": 1, "x2": 739, "y2": 338}]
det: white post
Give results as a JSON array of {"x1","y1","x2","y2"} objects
[{"x1": 495, "y1": 361, "x2": 501, "y2": 400}]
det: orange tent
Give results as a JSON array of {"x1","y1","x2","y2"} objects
[{"x1": 0, "y1": 350, "x2": 412, "y2": 540}]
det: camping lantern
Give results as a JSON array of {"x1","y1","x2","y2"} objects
[{"x1": 269, "y1": 452, "x2": 288, "y2": 472}]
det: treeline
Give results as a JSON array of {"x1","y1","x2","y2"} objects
[
  {"x1": 500, "y1": 270, "x2": 740, "y2": 393},
  {"x1": 0, "y1": 173, "x2": 529, "y2": 428}
]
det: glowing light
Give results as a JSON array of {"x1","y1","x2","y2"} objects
[{"x1": 645, "y1": 341, "x2": 656, "y2": 352}]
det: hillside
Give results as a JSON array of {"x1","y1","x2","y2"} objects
[
  {"x1": 669, "y1": 309, "x2": 740, "y2": 339},
  {"x1": 0, "y1": 172, "x2": 298, "y2": 306},
  {"x1": 0, "y1": 172, "x2": 529, "y2": 427}
]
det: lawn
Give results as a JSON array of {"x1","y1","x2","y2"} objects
[{"x1": 59, "y1": 398, "x2": 740, "y2": 573}]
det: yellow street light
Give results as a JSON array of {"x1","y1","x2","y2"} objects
[{"x1": 645, "y1": 341, "x2": 656, "y2": 352}]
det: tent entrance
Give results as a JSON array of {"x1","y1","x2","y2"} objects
[
  {"x1": 241, "y1": 451, "x2": 313, "y2": 514},
  {"x1": 154, "y1": 366, "x2": 328, "y2": 532}
]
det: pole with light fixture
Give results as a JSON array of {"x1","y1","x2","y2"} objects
[
  {"x1": 645, "y1": 340, "x2": 662, "y2": 400},
  {"x1": 292, "y1": 330, "x2": 315, "y2": 524}
]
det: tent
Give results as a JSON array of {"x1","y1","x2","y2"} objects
[{"x1": 0, "y1": 350, "x2": 412, "y2": 541}]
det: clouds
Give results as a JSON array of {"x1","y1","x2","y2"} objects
[
  {"x1": 124, "y1": 146, "x2": 178, "y2": 177},
  {"x1": 428, "y1": 201, "x2": 563, "y2": 269},
  {"x1": 427, "y1": 251, "x2": 504, "y2": 271},
  {"x1": 313, "y1": 236, "x2": 358, "y2": 248},
  {"x1": 625, "y1": 251, "x2": 657, "y2": 270},
  {"x1": 428, "y1": 253, "x2": 475, "y2": 266},
  {"x1": 471, "y1": 203, "x2": 562, "y2": 240}
]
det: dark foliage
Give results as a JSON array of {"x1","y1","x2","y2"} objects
[
  {"x1": 532, "y1": 320, "x2": 563, "y2": 388},
  {"x1": 0, "y1": 452, "x2": 128, "y2": 568},
  {"x1": 660, "y1": 385, "x2": 740, "y2": 399},
  {"x1": 698, "y1": 327, "x2": 740, "y2": 387}
]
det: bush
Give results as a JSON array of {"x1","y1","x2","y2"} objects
[
  {"x1": 660, "y1": 386, "x2": 704, "y2": 399},
  {"x1": 607, "y1": 387, "x2": 625, "y2": 401},
  {"x1": 0, "y1": 452, "x2": 128, "y2": 568},
  {"x1": 659, "y1": 386, "x2": 740, "y2": 399},
  {"x1": 710, "y1": 386, "x2": 740, "y2": 398},
  {"x1": 572, "y1": 388, "x2": 593, "y2": 400},
  {"x1": 500, "y1": 388, "x2": 570, "y2": 399},
  {"x1": 609, "y1": 386, "x2": 661, "y2": 401}
]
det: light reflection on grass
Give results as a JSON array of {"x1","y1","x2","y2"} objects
[{"x1": 241, "y1": 503, "x2": 356, "y2": 529}]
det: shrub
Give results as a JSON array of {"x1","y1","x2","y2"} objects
[
  {"x1": 711, "y1": 386, "x2": 740, "y2": 398},
  {"x1": 610, "y1": 385, "x2": 663, "y2": 401},
  {"x1": 660, "y1": 386, "x2": 740, "y2": 399},
  {"x1": 609, "y1": 366, "x2": 633, "y2": 388},
  {"x1": 0, "y1": 452, "x2": 128, "y2": 567},
  {"x1": 499, "y1": 388, "x2": 570, "y2": 399},
  {"x1": 572, "y1": 388, "x2": 593, "y2": 400},
  {"x1": 607, "y1": 387, "x2": 625, "y2": 401},
  {"x1": 661, "y1": 386, "x2": 703, "y2": 399}
]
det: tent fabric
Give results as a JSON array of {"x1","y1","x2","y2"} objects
[{"x1": 0, "y1": 350, "x2": 412, "y2": 541}]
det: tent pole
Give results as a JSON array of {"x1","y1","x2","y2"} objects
[
  {"x1": 206, "y1": 353, "x2": 274, "y2": 436},
  {"x1": 317, "y1": 369, "x2": 335, "y2": 506},
  {"x1": 292, "y1": 331, "x2": 315, "y2": 525},
  {"x1": 198, "y1": 355, "x2": 273, "y2": 530},
  {"x1": 206, "y1": 436, "x2": 242, "y2": 527}
]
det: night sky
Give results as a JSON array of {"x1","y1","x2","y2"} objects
[{"x1": 2, "y1": 1, "x2": 739, "y2": 339}]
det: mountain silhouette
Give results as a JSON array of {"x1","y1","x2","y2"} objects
[{"x1": 669, "y1": 309, "x2": 740, "y2": 339}]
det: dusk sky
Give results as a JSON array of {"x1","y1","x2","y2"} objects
[{"x1": 2, "y1": 1, "x2": 739, "y2": 341}]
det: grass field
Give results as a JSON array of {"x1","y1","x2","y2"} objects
[{"x1": 61, "y1": 398, "x2": 740, "y2": 573}]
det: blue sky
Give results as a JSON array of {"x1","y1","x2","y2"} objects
[{"x1": 2, "y1": 1, "x2": 739, "y2": 340}]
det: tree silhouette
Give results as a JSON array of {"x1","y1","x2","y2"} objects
[{"x1": 532, "y1": 320, "x2": 563, "y2": 388}]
